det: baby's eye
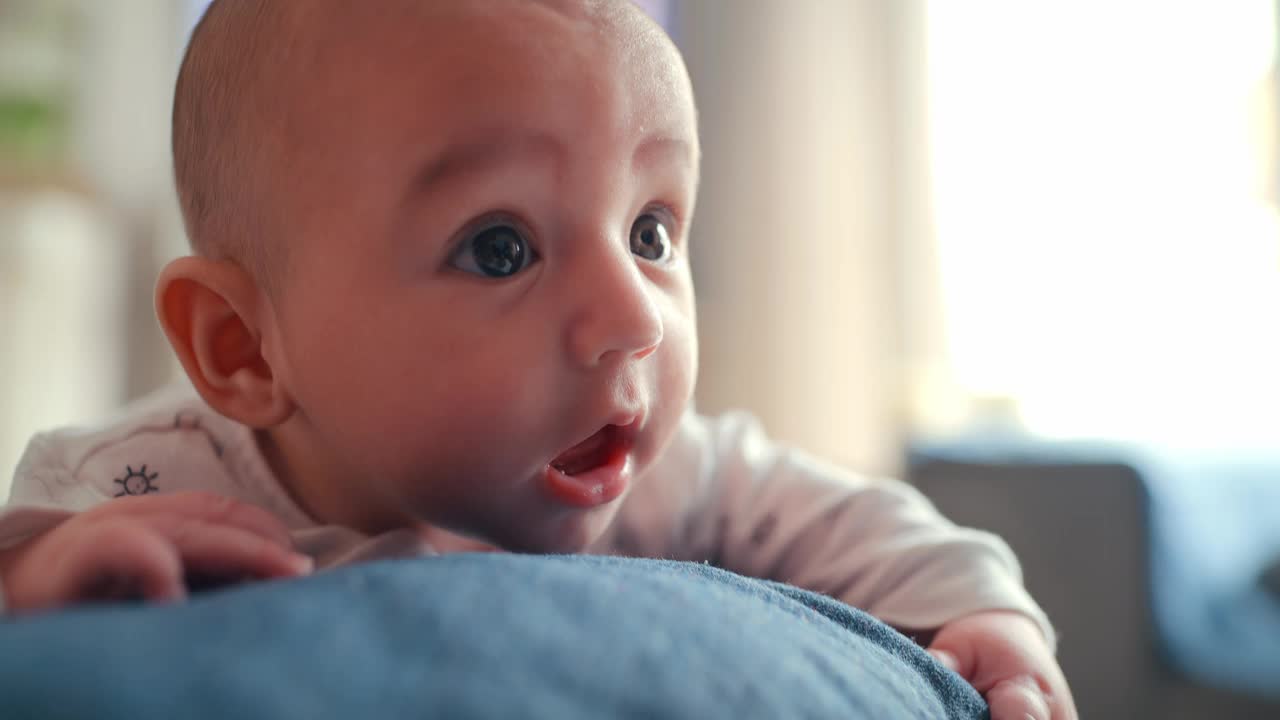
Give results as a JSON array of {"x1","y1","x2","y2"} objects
[
  {"x1": 630, "y1": 213, "x2": 672, "y2": 263},
  {"x1": 449, "y1": 224, "x2": 537, "y2": 278}
]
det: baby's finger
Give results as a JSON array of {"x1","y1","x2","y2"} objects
[
  {"x1": 927, "y1": 648, "x2": 960, "y2": 673},
  {"x1": 985, "y1": 675, "x2": 1051, "y2": 720},
  {"x1": 99, "y1": 492, "x2": 294, "y2": 549},
  {"x1": 164, "y1": 519, "x2": 313, "y2": 581},
  {"x1": 61, "y1": 521, "x2": 188, "y2": 604}
]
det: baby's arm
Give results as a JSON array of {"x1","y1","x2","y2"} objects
[
  {"x1": 0, "y1": 425, "x2": 312, "y2": 615},
  {"x1": 612, "y1": 411, "x2": 1075, "y2": 719},
  {"x1": 0, "y1": 491, "x2": 312, "y2": 614},
  {"x1": 636, "y1": 412, "x2": 1048, "y2": 633}
]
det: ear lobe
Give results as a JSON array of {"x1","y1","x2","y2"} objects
[{"x1": 155, "y1": 256, "x2": 294, "y2": 428}]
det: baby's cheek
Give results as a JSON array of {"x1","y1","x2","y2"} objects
[
  {"x1": 639, "y1": 330, "x2": 697, "y2": 464},
  {"x1": 660, "y1": 282, "x2": 698, "y2": 391},
  {"x1": 663, "y1": 306, "x2": 699, "y2": 396}
]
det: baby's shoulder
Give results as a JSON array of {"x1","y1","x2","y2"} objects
[
  {"x1": 9, "y1": 385, "x2": 249, "y2": 508},
  {"x1": 666, "y1": 408, "x2": 774, "y2": 462}
]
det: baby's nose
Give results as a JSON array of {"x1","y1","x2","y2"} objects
[{"x1": 564, "y1": 249, "x2": 664, "y2": 369}]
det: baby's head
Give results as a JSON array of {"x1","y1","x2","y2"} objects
[{"x1": 157, "y1": 0, "x2": 700, "y2": 552}]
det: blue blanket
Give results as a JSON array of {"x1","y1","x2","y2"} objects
[{"x1": 0, "y1": 554, "x2": 986, "y2": 719}]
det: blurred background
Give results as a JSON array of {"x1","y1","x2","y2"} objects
[{"x1": 1, "y1": 0, "x2": 1278, "y2": 717}]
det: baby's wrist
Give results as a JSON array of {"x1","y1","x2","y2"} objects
[{"x1": 944, "y1": 608, "x2": 1053, "y2": 647}]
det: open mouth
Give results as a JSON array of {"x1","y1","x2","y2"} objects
[
  {"x1": 550, "y1": 424, "x2": 626, "y2": 476},
  {"x1": 541, "y1": 421, "x2": 638, "y2": 508}
]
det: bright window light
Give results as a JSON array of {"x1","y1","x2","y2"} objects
[{"x1": 927, "y1": 0, "x2": 1280, "y2": 446}]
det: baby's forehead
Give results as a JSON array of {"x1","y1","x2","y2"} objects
[
  {"x1": 274, "y1": 1, "x2": 687, "y2": 134},
  {"x1": 285, "y1": 1, "x2": 695, "y2": 152},
  {"x1": 306, "y1": 0, "x2": 655, "y2": 55}
]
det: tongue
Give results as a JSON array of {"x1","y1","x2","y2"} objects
[{"x1": 552, "y1": 427, "x2": 612, "y2": 476}]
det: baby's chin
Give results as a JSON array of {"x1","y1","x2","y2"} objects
[
  {"x1": 472, "y1": 504, "x2": 624, "y2": 556},
  {"x1": 407, "y1": 452, "x2": 645, "y2": 554}
]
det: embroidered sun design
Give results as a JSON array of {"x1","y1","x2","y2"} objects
[{"x1": 114, "y1": 465, "x2": 159, "y2": 497}]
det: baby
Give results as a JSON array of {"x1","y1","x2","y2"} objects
[{"x1": 0, "y1": 1, "x2": 1076, "y2": 718}]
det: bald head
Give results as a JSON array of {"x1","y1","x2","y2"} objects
[
  {"x1": 172, "y1": 0, "x2": 682, "y2": 288},
  {"x1": 173, "y1": 0, "x2": 289, "y2": 283}
]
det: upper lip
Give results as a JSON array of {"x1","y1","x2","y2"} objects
[
  {"x1": 604, "y1": 410, "x2": 642, "y2": 437},
  {"x1": 551, "y1": 409, "x2": 644, "y2": 465}
]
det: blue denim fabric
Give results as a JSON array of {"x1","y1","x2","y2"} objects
[{"x1": 0, "y1": 554, "x2": 986, "y2": 719}]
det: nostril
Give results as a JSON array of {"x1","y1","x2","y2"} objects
[{"x1": 633, "y1": 343, "x2": 659, "y2": 360}]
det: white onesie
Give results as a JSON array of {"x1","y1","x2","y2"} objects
[{"x1": 0, "y1": 384, "x2": 1053, "y2": 644}]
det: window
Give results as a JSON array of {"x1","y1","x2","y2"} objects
[{"x1": 925, "y1": 0, "x2": 1280, "y2": 446}]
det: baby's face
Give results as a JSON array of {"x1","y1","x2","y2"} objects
[{"x1": 259, "y1": 1, "x2": 699, "y2": 552}]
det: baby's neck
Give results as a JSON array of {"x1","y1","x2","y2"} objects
[
  {"x1": 252, "y1": 424, "x2": 388, "y2": 533},
  {"x1": 253, "y1": 424, "x2": 502, "y2": 552}
]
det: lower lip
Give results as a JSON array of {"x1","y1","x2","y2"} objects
[{"x1": 540, "y1": 447, "x2": 632, "y2": 508}]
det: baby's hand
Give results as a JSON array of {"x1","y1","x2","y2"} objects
[
  {"x1": 0, "y1": 491, "x2": 312, "y2": 614},
  {"x1": 927, "y1": 610, "x2": 1078, "y2": 720}
]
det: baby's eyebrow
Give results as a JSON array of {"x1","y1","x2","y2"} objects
[
  {"x1": 633, "y1": 135, "x2": 697, "y2": 173},
  {"x1": 410, "y1": 130, "x2": 565, "y2": 197},
  {"x1": 400, "y1": 130, "x2": 698, "y2": 222}
]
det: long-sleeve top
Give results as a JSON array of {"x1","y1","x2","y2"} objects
[{"x1": 0, "y1": 384, "x2": 1053, "y2": 644}]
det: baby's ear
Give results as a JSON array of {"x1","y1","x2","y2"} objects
[{"x1": 155, "y1": 256, "x2": 293, "y2": 428}]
